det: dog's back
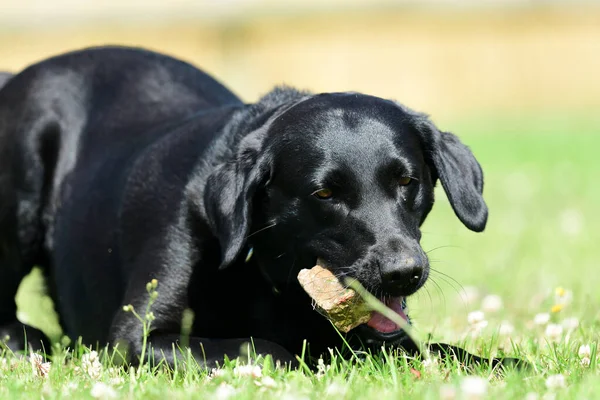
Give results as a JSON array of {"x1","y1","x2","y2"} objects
[
  {"x1": 0, "y1": 46, "x2": 242, "y2": 348},
  {"x1": 0, "y1": 72, "x2": 12, "y2": 89}
]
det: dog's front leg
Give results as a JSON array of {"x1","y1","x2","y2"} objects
[
  {"x1": 121, "y1": 333, "x2": 296, "y2": 368},
  {"x1": 426, "y1": 342, "x2": 528, "y2": 370},
  {"x1": 107, "y1": 263, "x2": 294, "y2": 368},
  {"x1": 399, "y1": 336, "x2": 527, "y2": 370}
]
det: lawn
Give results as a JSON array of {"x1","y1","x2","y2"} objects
[{"x1": 3, "y1": 111, "x2": 599, "y2": 399}]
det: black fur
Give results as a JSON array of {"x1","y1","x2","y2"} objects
[
  {"x1": 0, "y1": 46, "x2": 522, "y2": 370},
  {"x1": 0, "y1": 72, "x2": 12, "y2": 89}
]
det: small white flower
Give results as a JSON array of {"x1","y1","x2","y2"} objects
[
  {"x1": 90, "y1": 382, "x2": 117, "y2": 399},
  {"x1": 561, "y1": 317, "x2": 579, "y2": 331},
  {"x1": 108, "y1": 376, "x2": 125, "y2": 386},
  {"x1": 255, "y1": 376, "x2": 277, "y2": 389},
  {"x1": 460, "y1": 376, "x2": 488, "y2": 399},
  {"x1": 324, "y1": 382, "x2": 347, "y2": 396},
  {"x1": 210, "y1": 368, "x2": 228, "y2": 378},
  {"x1": 78, "y1": 351, "x2": 103, "y2": 379},
  {"x1": 214, "y1": 383, "x2": 236, "y2": 400},
  {"x1": 422, "y1": 357, "x2": 439, "y2": 370},
  {"x1": 316, "y1": 358, "x2": 330, "y2": 378},
  {"x1": 62, "y1": 381, "x2": 79, "y2": 396},
  {"x1": 498, "y1": 321, "x2": 515, "y2": 336},
  {"x1": 545, "y1": 374, "x2": 566, "y2": 390},
  {"x1": 29, "y1": 352, "x2": 51, "y2": 378},
  {"x1": 469, "y1": 320, "x2": 489, "y2": 338},
  {"x1": 524, "y1": 392, "x2": 539, "y2": 400},
  {"x1": 460, "y1": 286, "x2": 481, "y2": 305},
  {"x1": 578, "y1": 344, "x2": 591, "y2": 358},
  {"x1": 580, "y1": 357, "x2": 591, "y2": 367},
  {"x1": 554, "y1": 288, "x2": 573, "y2": 306},
  {"x1": 439, "y1": 384, "x2": 457, "y2": 400},
  {"x1": 468, "y1": 310, "x2": 485, "y2": 325},
  {"x1": 534, "y1": 313, "x2": 550, "y2": 325},
  {"x1": 481, "y1": 294, "x2": 503, "y2": 313},
  {"x1": 233, "y1": 364, "x2": 262, "y2": 378},
  {"x1": 545, "y1": 324, "x2": 564, "y2": 342}
]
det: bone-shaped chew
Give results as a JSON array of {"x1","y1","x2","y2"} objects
[{"x1": 297, "y1": 260, "x2": 371, "y2": 333}]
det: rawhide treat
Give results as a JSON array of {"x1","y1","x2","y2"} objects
[{"x1": 297, "y1": 260, "x2": 371, "y2": 332}]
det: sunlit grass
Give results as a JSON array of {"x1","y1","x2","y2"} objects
[{"x1": 5, "y1": 112, "x2": 599, "y2": 399}]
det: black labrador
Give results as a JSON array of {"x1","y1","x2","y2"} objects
[{"x1": 0, "y1": 46, "x2": 520, "y2": 369}]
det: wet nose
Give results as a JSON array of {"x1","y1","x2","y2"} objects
[{"x1": 381, "y1": 255, "x2": 425, "y2": 296}]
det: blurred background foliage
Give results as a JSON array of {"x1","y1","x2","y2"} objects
[
  {"x1": 0, "y1": 0, "x2": 598, "y2": 343},
  {"x1": 1, "y1": 0, "x2": 599, "y2": 121}
]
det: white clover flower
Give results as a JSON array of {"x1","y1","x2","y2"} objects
[
  {"x1": 233, "y1": 364, "x2": 262, "y2": 378},
  {"x1": 498, "y1": 321, "x2": 515, "y2": 336},
  {"x1": 78, "y1": 350, "x2": 103, "y2": 379},
  {"x1": 578, "y1": 344, "x2": 591, "y2": 358},
  {"x1": 422, "y1": 357, "x2": 439, "y2": 370},
  {"x1": 470, "y1": 320, "x2": 489, "y2": 338},
  {"x1": 255, "y1": 376, "x2": 277, "y2": 389},
  {"x1": 108, "y1": 376, "x2": 125, "y2": 386},
  {"x1": 561, "y1": 317, "x2": 579, "y2": 331},
  {"x1": 580, "y1": 357, "x2": 591, "y2": 367},
  {"x1": 210, "y1": 368, "x2": 228, "y2": 379},
  {"x1": 481, "y1": 294, "x2": 503, "y2": 313},
  {"x1": 468, "y1": 311, "x2": 485, "y2": 325},
  {"x1": 214, "y1": 383, "x2": 236, "y2": 400},
  {"x1": 29, "y1": 352, "x2": 51, "y2": 378},
  {"x1": 62, "y1": 381, "x2": 79, "y2": 396},
  {"x1": 439, "y1": 384, "x2": 457, "y2": 400},
  {"x1": 545, "y1": 324, "x2": 564, "y2": 342},
  {"x1": 90, "y1": 382, "x2": 117, "y2": 399},
  {"x1": 545, "y1": 374, "x2": 566, "y2": 390},
  {"x1": 324, "y1": 382, "x2": 347, "y2": 396},
  {"x1": 460, "y1": 376, "x2": 488, "y2": 399},
  {"x1": 534, "y1": 313, "x2": 550, "y2": 325},
  {"x1": 524, "y1": 392, "x2": 539, "y2": 400}
]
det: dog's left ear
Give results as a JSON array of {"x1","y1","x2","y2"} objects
[
  {"x1": 204, "y1": 133, "x2": 271, "y2": 270},
  {"x1": 409, "y1": 112, "x2": 488, "y2": 232}
]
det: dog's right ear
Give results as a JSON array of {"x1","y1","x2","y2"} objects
[{"x1": 204, "y1": 133, "x2": 272, "y2": 270}]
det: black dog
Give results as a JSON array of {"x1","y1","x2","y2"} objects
[
  {"x1": 0, "y1": 46, "x2": 518, "y2": 369},
  {"x1": 0, "y1": 72, "x2": 11, "y2": 89}
]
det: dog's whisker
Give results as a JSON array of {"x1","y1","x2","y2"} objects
[
  {"x1": 427, "y1": 277, "x2": 447, "y2": 315},
  {"x1": 429, "y1": 267, "x2": 465, "y2": 296},
  {"x1": 424, "y1": 245, "x2": 460, "y2": 254},
  {"x1": 245, "y1": 222, "x2": 277, "y2": 240}
]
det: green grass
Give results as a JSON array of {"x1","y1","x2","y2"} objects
[{"x1": 4, "y1": 111, "x2": 600, "y2": 399}]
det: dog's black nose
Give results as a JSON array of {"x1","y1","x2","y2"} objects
[{"x1": 381, "y1": 256, "x2": 424, "y2": 296}]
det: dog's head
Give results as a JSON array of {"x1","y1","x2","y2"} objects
[{"x1": 205, "y1": 90, "x2": 487, "y2": 341}]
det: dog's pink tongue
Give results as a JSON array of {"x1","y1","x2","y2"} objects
[{"x1": 367, "y1": 297, "x2": 407, "y2": 333}]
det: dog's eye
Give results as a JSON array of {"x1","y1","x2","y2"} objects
[
  {"x1": 398, "y1": 177, "x2": 412, "y2": 186},
  {"x1": 313, "y1": 188, "x2": 333, "y2": 199}
]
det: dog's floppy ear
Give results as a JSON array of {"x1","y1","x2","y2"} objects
[
  {"x1": 409, "y1": 112, "x2": 488, "y2": 232},
  {"x1": 204, "y1": 133, "x2": 271, "y2": 270}
]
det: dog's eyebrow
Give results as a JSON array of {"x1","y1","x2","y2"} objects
[{"x1": 381, "y1": 158, "x2": 419, "y2": 179}]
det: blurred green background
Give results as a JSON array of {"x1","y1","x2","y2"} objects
[{"x1": 1, "y1": 0, "x2": 598, "y2": 344}]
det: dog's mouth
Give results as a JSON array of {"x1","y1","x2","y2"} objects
[{"x1": 365, "y1": 296, "x2": 409, "y2": 334}]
